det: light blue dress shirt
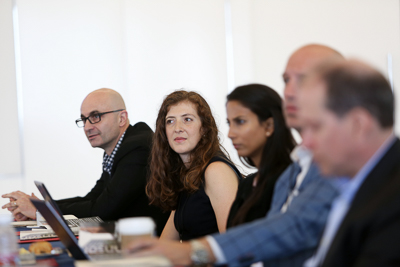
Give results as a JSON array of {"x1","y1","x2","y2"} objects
[{"x1": 208, "y1": 145, "x2": 312, "y2": 264}]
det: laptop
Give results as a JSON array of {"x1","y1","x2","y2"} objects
[
  {"x1": 31, "y1": 199, "x2": 173, "y2": 266},
  {"x1": 34, "y1": 181, "x2": 103, "y2": 227},
  {"x1": 31, "y1": 199, "x2": 121, "y2": 261}
]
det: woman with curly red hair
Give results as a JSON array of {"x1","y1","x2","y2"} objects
[{"x1": 147, "y1": 90, "x2": 241, "y2": 241}]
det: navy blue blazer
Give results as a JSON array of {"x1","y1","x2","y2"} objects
[{"x1": 321, "y1": 138, "x2": 400, "y2": 267}]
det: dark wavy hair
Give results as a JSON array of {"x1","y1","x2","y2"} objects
[
  {"x1": 227, "y1": 84, "x2": 296, "y2": 227},
  {"x1": 147, "y1": 90, "x2": 225, "y2": 211}
]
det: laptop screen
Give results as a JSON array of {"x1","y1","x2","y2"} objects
[
  {"x1": 31, "y1": 199, "x2": 89, "y2": 260},
  {"x1": 34, "y1": 181, "x2": 64, "y2": 216}
]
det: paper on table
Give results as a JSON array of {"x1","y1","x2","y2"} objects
[
  {"x1": 11, "y1": 214, "x2": 78, "y2": 227},
  {"x1": 20, "y1": 227, "x2": 79, "y2": 240},
  {"x1": 75, "y1": 255, "x2": 172, "y2": 267},
  {"x1": 11, "y1": 221, "x2": 37, "y2": 227},
  {"x1": 20, "y1": 229, "x2": 58, "y2": 240},
  {"x1": 78, "y1": 230, "x2": 114, "y2": 248}
]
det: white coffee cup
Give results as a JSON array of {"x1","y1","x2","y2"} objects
[{"x1": 118, "y1": 217, "x2": 155, "y2": 251}]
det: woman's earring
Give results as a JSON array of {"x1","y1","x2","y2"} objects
[{"x1": 266, "y1": 132, "x2": 270, "y2": 136}]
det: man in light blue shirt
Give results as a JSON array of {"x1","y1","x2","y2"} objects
[
  {"x1": 125, "y1": 44, "x2": 345, "y2": 267},
  {"x1": 299, "y1": 59, "x2": 400, "y2": 266}
]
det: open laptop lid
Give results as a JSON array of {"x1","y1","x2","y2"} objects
[
  {"x1": 34, "y1": 181, "x2": 64, "y2": 216},
  {"x1": 31, "y1": 199, "x2": 89, "y2": 260}
]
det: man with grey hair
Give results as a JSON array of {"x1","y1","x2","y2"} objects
[
  {"x1": 2, "y1": 88, "x2": 169, "y2": 235},
  {"x1": 300, "y1": 60, "x2": 400, "y2": 266}
]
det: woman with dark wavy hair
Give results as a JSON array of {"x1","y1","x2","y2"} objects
[
  {"x1": 147, "y1": 90, "x2": 241, "y2": 241},
  {"x1": 226, "y1": 84, "x2": 296, "y2": 227}
]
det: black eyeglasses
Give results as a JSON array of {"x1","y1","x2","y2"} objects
[{"x1": 75, "y1": 109, "x2": 124, "y2": 128}]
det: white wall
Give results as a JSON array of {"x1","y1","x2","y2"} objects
[
  {"x1": 232, "y1": 0, "x2": 400, "y2": 99},
  {"x1": 0, "y1": 0, "x2": 21, "y2": 176},
  {"x1": 0, "y1": 0, "x2": 399, "y2": 213},
  {"x1": 0, "y1": 0, "x2": 128, "y2": 206},
  {"x1": 230, "y1": 0, "x2": 400, "y2": 138},
  {"x1": 0, "y1": 0, "x2": 24, "y2": 196},
  {"x1": 122, "y1": 0, "x2": 228, "y2": 132}
]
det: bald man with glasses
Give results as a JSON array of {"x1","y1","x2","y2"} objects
[{"x1": 2, "y1": 88, "x2": 169, "y2": 235}]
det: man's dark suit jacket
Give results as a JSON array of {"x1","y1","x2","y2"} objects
[
  {"x1": 321, "y1": 138, "x2": 400, "y2": 267},
  {"x1": 55, "y1": 122, "x2": 169, "y2": 236}
]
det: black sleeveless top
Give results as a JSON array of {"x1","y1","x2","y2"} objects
[{"x1": 174, "y1": 156, "x2": 241, "y2": 241}]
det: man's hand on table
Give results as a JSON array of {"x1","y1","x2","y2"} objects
[{"x1": 2, "y1": 191, "x2": 40, "y2": 220}]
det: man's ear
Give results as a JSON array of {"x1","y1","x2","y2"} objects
[
  {"x1": 348, "y1": 107, "x2": 374, "y2": 140},
  {"x1": 263, "y1": 117, "x2": 274, "y2": 137},
  {"x1": 119, "y1": 110, "x2": 128, "y2": 127}
]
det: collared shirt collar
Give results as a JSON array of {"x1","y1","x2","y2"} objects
[
  {"x1": 280, "y1": 145, "x2": 314, "y2": 213},
  {"x1": 333, "y1": 134, "x2": 396, "y2": 201},
  {"x1": 290, "y1": 144, "x2": 313, "y2": 171},
  {"x1": 102, "y1": 131, "x2": 126, "y2": 176}
]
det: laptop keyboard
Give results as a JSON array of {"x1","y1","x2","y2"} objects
[{"x1": 66, "y1": 216, "x2": 103, "y2": 227}]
